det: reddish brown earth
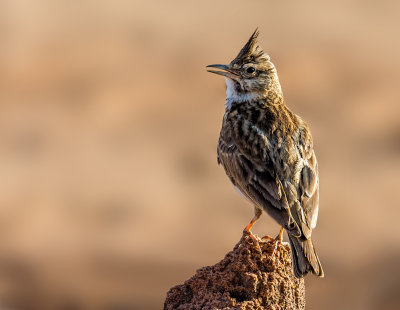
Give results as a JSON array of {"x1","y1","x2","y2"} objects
[{"x1": 164, "y1": 231, "x2": 305, "y2": 310}]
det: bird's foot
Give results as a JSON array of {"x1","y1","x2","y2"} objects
[
  {"x1": 261, "y1": 235, "x2": 274, "y2": 241},
  {"x1": 244, "y1": 210, "x2": 263, "y2": 256},
  {"x1": 244, "y1": 229, "x2": 263, "y2": 256}
]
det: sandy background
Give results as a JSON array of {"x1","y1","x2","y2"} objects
[{"x1": 0, "y1": 0, "x2": 399, "y2": 309}]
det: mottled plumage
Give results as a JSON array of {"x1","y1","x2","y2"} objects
[{"x1": 207, "y1": 30, "x2": 323, "y2": 278}]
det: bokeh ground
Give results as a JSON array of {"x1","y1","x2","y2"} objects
[{"x1": 0, "y1": 1, "x2": 399, "y2": 309}]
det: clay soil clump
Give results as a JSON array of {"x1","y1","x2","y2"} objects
[{"x1": 164, "y1": 231, "x2": 305, "y2": 310}]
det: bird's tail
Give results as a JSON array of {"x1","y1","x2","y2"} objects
[{"x1": 288, "y1": 234, "x2": 324, "y2": 278}]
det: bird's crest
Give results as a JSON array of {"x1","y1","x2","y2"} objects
[{"x1": 231, "y1": 28, "x2": 269, "y2": 66}]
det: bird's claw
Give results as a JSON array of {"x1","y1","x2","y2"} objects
[
  {"x1": 246, "y1": 230, "x2": 263, "y2": 256},
  {"x1": 261, "y1": 235, "x2": 274, "y2": 241},
  {"x1": 269, "y1": 227, "x2": 284, "y2": 261}
]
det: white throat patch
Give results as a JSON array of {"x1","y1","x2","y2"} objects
[{"x1": 224, "y1": 78, "x2": 259, "y2": 110}]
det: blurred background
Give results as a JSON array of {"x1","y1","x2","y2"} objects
[{"x1": 0, "y1": 0, "x2": 399, "y2": 309}]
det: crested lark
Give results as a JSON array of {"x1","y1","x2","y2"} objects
[{"x1": 207, "y1": 30, "x2": 323, "y2": 278}]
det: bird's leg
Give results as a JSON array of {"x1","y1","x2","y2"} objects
[
  {"x1": 244, "y1": 208, "x2": 262, "y2": 232},
  {"x1": 276, "y1": 226, "x2": 284, "y2": 243},
  {"x1": 244, "y1": 208, "x2": 263, "y2": 255}
]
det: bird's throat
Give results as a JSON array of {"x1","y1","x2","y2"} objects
[
  {"x1": 224, "y1": 78, "x2": 282, "y2": 110},
  {"x1": 225, "y1": 79, "x2": 259, "y2": 109}
]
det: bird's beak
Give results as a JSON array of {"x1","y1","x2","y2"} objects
[{"x1": 206, "y1": 64, "x2": 240, "y2": 81}]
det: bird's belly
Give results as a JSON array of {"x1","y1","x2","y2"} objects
[
  {"x1": 219, "y1": 150, "x2": 260, "y2": 209},
  {"x1": 233, "y1": 184, "x2": 250, "y2": 202}
]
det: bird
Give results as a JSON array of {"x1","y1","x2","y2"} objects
[{"x1": 206, "y1": 29, "x2": 324, "y2": 278}]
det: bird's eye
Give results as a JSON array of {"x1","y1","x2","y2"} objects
[{"x1": 246, "y1": 67, "x2": 255, "y2": 74}]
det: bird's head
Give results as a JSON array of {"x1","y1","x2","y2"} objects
[{"x1": 207, "y1": 29, "x2": 281, "y2": 103}]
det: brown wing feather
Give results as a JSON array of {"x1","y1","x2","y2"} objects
[{"x1": 300, "y1": 150, "x2": 319, "y2": 230}]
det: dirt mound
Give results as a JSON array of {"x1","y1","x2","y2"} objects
[{"x1": 164, "y1": 231, "x2": 305, "y2": 310}]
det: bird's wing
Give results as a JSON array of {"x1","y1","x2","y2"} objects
[
  {"x1": 299, "y1": 149, "x2": 319, "y2": 230},
  {"x1": 287, "y1": 125, "x2": 319, "y2": 239}
]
